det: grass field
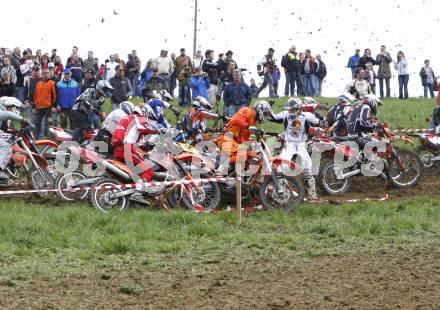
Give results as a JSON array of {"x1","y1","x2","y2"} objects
[{"x1": 1, "y1": 96, "x2": 439, "y2": 308}]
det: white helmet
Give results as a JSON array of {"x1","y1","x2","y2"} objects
[
  {"x1": 96, "y1": 80, "x2": 114, "y2": 98},
  {"x1": 253, "y1": 100, "x2": 274, "y2": 122},
  {"x1": 302, "y1": 96, "x2": 316, "y2": 105},
  {"x1": 285, "y1": 97, "x2": 302, "y2": 113},
  {"x1": 142, "y1": 104, "x2": 158, "y2": 120},
  {"x1": 119, "y1": 101, "x2": 135, "y2": 115},
  {"x1": 0, "y1": 96, "x2": 22, "y2": 115},
  {"x1": 193, "y1": 96, "x2": 211, "y2": 109},
  {"x1": 133, "y1": 106, "x2": 144, "y2": 116}
]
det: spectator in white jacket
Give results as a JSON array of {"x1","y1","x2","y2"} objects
[
  {"x1": 154, "y1": 50, "x2": 174, "y2": 90},
  {"x1": 106, "y1": 54, "x2": 118, "y2": 81},
  {"x1": 393, "y1": 51, "x2": 409, "y2": 99}
]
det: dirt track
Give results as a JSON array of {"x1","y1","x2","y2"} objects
[{"x1": 1, "y1": 247, "x2": 440, "y2": 309}]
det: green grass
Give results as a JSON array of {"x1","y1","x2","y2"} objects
[
  {"x1": 110, "y1": 96, "x2": 437, "y2": 133},
  {"x1": 1, "y1": 196, "x2": 440, "y2": 279}
]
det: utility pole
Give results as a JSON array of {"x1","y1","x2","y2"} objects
[{"x1": 193, "y1": 0, "x2": 198, "y2": 59}]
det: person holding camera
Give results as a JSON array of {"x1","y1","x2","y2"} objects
[
  {"x1": 393, "y1": 51, "x2": 409, "y2": 99},
  {"x1": 189, "y1": 67, "x2": 210, "y2": 100},
  {"x1": 256, "y1": 47, "x2": 277, "y2": 98}
]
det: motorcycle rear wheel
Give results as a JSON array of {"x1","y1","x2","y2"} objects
[{"x1": 55, "y1": 171, "x2": 89, "y2": 202}]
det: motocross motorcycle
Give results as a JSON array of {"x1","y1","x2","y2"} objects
[
  {"x1": 318, "y1": 123, "x2": 422, "y2": 195},
  {"x1": 1, "y1": 127, "x2": 54, "y2": 198},
  {"x1": 216, "y1": 128, "x2": 305, "y2": 211},
  {"x1": 410, "y1": 130, "x2": 440, "y2": 170}
]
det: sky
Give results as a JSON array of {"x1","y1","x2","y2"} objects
[{"x1": 2, "y1": 0, "x2": 440, "y2": 97}]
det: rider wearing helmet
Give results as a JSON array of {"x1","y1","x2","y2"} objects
[
  {"x1": 187, "y1": 96, "x2": 225, "y2": 141},
  {"x1": 94, "y1": 101, "x2": 136, "y2": 154},
  {"x1": 0, "y1": 97, "x2": 28, "y2": 179},
  {"x1": 146, "y1": 90, "x2": 180, "y2": 129},
  {"x1": 347, "y1": 95, "x2": 383, "y2": 148},
  {"x1": 327, "y1": 94, "x2": 355, "y2": 137},
  {"x1": 71, "y1": 80, "x2": 114, "y2": 143},
  {"x1": 218, "y1": 100, "x2": 274, "y2": 163},
  {"x1": 112, "y1": 105, "x2": 160, "y2": 181},
  {"x1": 271, "y1": 97, "x2": 325, "y2": 200}
]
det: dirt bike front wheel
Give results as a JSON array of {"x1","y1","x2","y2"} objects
[
  {"x1": 90, "y1": 178, "x2": 129, "y2": 213},
  {"x1": 259, "y1": 174, "x2": 304, "y2": 211}
]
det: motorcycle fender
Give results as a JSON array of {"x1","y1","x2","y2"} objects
[
  {"x1": 34, "y1": 140, "x2": 59, "y2": 149},
  {"x1": 175, "y1": 153, "x2": 215, "y2": 169},
  {"x1": 30, "y1": 152, "x2": 49, "y2": 169},
  {"x1": 270, "y1": 156, "x2": 296, "y2": 169}
]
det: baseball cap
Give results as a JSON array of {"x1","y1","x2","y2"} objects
[
  {"x1": 268, "y1": 47, "x2": 275, "y2": 52},
  {"x1": 226, "y1": 50, "x2": 233, "y2": 55},
  {"x1": 180, "y1": 48, "x2": 185, "y2": 52},
  {"x1": 63, "y1": 68, "x2": 72, "y2": 74},
  {"x1": 115, "y1": 65, "x2": 123, "y2": 71}
]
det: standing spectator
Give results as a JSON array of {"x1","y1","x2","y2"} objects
[
  {"x1": 143, "y1": 65, "x2": 168, "y2": 101},
  {"x1": 82, "y1": 69, "x2": 101, "y2": 128},
  {"x1": 154, "y1": 50, "x2": 174, "y2": 89},
  {"x1": 33, "y1": 69, "x2": 57, "y2": 138},
  {"x1": 53, "y1": 56, "x2": 64, "y2": 79},
  {"x1": 35, "y1": 50, "x2": 42, "y2": 64},
  {"x1": 66, "y1": 46, "x2": 84, "y2": 66},
  {"x1": 109, "y1": 65, "x2": 133, "y2": 111},
  {"x1": 50, "y1": 49, "x2": 57, "y2": 63},
  {"x1": 420, "y1": 59, "x2": 436, "y2": 98},
  {"x1": 224, "y1": 50, "x2": 237, "y2": 68},
  {"x1": 202, "y1": 49, "x2": 218, "y2": 106},
  {"x1": 114, "y1": 54, "x2": 125, "y2": 72},
  {"x1": 345, "y1": 67, "x2": 371, "y2": 99},
  {"x1": 48, "y1": 64, "x2": 60, "y2": 127},
  {"x1": 169, "y1": 52, "x2": 177, "y2": 96},
  {"x1": 105, "y1": 54, "x2": 118, "y2": 80},
  {"x1": 14, "y1": 57, "x2": 25, "y2": 103},
  {"x1": 314, "y1": 54, "x2": 327, "y2": 96},
  {"x1": 217, "y1": 61, "x2": 236, "y2": 102},
  {"x1": 256, "y1": 48, "x2": 276, "y2": 98},
  {"x1": 24, "y1": 66, "x2": 41, "y2": 121},
  {"x1": 177, "y1": 66, "x2": 192, "y2": 107},
  {"x1": 281, "y1": 45, "x2": 304, "y2": 96},
  {"x1": 125, "y1": 50, "x2": 141, "y2": 97},
  {"x1": 249, "y1": 78, "x2": 259, "y2": 97},
  {"x1": 84, "y1": 51, "x2": 99, "y2": 77},
  {"x1": 1, "y1": 57, "x2": 17, "y2": 84},
  {"x1": 40, "y1": 54, "x2": 50, "y2": 70},
  {"x1": 223, "y1": 69, "x2": 252, "y2": 117},
  {"x1": 175, "y1": 48, "x2": 193, "y2": 78},
  {"x1": 10, "y1": 47, "x2": 21, "y2": 71},
  {"x1": 347, "y1": 49, "x2": 361, "y2": 79},
  {"x1": 272, "y1": 65, "x2": 281, "y2": 97},
  {"x1": 0, "y1": 71, "x2": 15, "y2": 97},
  {"x1": 56, "y1": 69, "x2": 80, "y2": 129},
  {"x1": 364, "y1": 62, "x2": 377, "y2": 94},
  {"x1": 393, "y1": 51, "x2": 409, "y2": 100},
  {"x1": 280, "y1": 53, "x2": 290, "y2": 96},
  {"x1": 301, "y1": 49, "x2": 316, "y2": 96},
  {"x1": 376, "y1": 45, "x2": 392, "y2": 98},
  {"x1": 66, "y1": 55, "x2": 84, "y2": 86},
  {"x1": 193, "y1": 50, "x2": 204, "y2": 68},
  {"x1": 99, "y1": 64, "x2": 106, "y2": 79},
  {"x1": 357, "y1": 49, "x2": 377, "y2": 69},
  {"x1": 189, "y1": 67, "x2": 210, "y2": 100}
]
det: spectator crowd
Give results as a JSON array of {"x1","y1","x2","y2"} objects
[{"x1": 0, "y1": 44, "x2": 437, "y2": 137}]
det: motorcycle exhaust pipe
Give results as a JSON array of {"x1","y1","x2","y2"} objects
[
  {"x1": 102, "y1": 161, "x2": 132, "y2": 181},
  {"x1": 337, "y1": 169, "x2": 361, "y2": 180},
  {"x1": 74, "y1": 177, "x2": 102, "y2": 187}
]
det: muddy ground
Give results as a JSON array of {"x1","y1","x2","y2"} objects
[{"x1": 1, "y1": 247, "x2": 440, "y2": 309}]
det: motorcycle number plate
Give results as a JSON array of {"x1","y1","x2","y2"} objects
[{"x1": 427, "y1": 136, "x2": 440, "y2": 145}]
